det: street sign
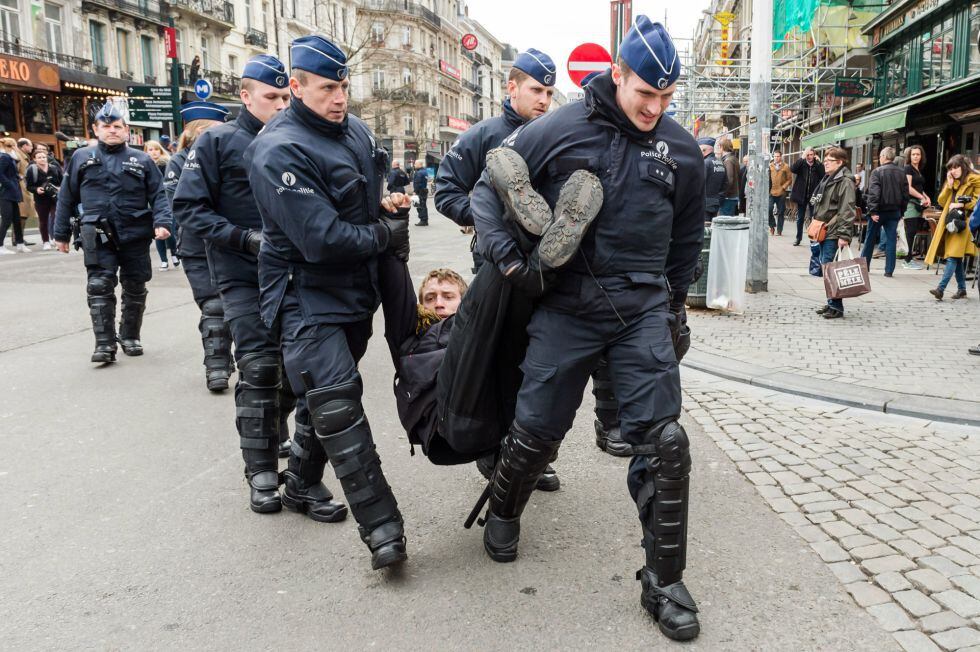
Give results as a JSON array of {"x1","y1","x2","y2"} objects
[
  {"x1": 194, "y1": 78, "x2": 212, "y2": 100},
  {"x1": 834, "y1": 77, "x2": 876, "y2": 98},
  {"x1": 567, "y1": 42, "x2": 612, "y2": 88},
  {"x1": 461, "y1": 33, "x2": 478, "y2": 51},
  {"x1": 127, "y1": 85, "x2": 176, "y2": 122}
]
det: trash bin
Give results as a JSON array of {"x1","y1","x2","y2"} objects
[
  {"x1": 685, "y1": 224, "x2": 712, "y2": 309},
  {"x1": 706, "y1": 215, "x2": 750, "y2": 312}
]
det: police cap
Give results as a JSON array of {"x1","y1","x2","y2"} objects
[
  {"x1": 619, "y1": 15, "x2": 681, "y2": 91},
  {"x1": 243, "y1": 54, "x2": 288, "y2": 89},
  {"x1": 290, "y1": 35, "x2": 349, "y2": 82},
  {"x1": 513, "y1": 48, "x2": 556, "y2": 87}
]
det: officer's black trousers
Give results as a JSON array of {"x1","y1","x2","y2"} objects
[
  {"x1": 415, "y1": 189, "x2": 429, "y2": 224},
  {"x1": 85, "y1": 238, "x2": 153, "y2": 290},
  {"x1": 180, "y1": 255, "x2": 220, "y2": 307}
]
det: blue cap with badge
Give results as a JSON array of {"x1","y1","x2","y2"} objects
[
  {"x1": 619, "y1": 15, "x2": 680, "y2": 91},
  {"x1": 513, "y1": 48, "x2": 556, "y2": 86},
  {"x1": 242, "y1": 54, "x2": 288, "y2": 89},
  {"x1": 697, "y1": 137, "x2": 716, "y2": 147},
  {"x1": 180, "y1": 101, "x2": 230, "y2": 123},
  {"x1": 290, "y1": 35, "x2": 349, "y2": 82},
  {"x1": 94, "y1": 102, "x2": 126, "y2": 124}
]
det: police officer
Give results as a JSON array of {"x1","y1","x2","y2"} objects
[
  {"x1": 412, "y1": 159, "x2": 429, "y2": 226},
  {"x1": 699, "y1": 137, "x2": 726, "y2": 221},
  {"x1": 53, "y1": 103, "x2": 172, "y2": 363},
  {"x1": 247, "y1": 35, "x2": 410, "y2": 570},
  {"x1": 470, "y1": 18, "x2": 704, "y2": 641},
  {"x1": 435, "y1": 47, "x2": 556, "y2": 270},
  {"x1": 386, "y1": 160, "x2": 409, "y2": 194},
  {"x1": 174, "y1": 56, "x2": 313, "y2": 514},
  {"x1": 163, "y1": 101, "x2": 235, "y2": 393}
]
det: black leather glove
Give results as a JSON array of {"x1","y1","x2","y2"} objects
[
  {"x1": 243, "y1": 229, "x2": 262, "y2": 255},
  {"x1": 669, "y1": 305, "x2": 690, "y2": 362},
  {"x1": 379, "y1": 212, "x2": 410, "y2": 262},
  {"x1": 504, "y1": 249, "x2": 555, "y2": 298}
]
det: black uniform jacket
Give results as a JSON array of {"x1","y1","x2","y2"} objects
[
  {"x1": 434, "y1": 99, "x2": 526, "y2": 227},
  {"x1": 53, "y1": 141, "x2": 171, "y2": 244}
]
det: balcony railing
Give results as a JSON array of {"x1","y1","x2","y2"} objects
[
  {"x1": 167, "y1": 62, "x2": 241, "y2": 95},
  {"x1": 404, "y1": 129, "x2": 415, "y2": 136},
  {"x1": 371, "y1": 87, "x2": 431, "y2": 105},
  {"x1": 244, "y1": 28, "x2": 267, "y2": 48},
  {"x1": 362, "y1": 0, "x2": 440, "y2": 28},
  {"x1": 95, "y1": 64, "x2": 109, "y2": 75},
  {"x1": 144, "y1": 74, "x2": 156, "y2": 84},
  {"x1": 0, "y1": 39, "x2": 92, "y2": 71},
  {"x1": 462, "y1": 79, "x2": 479, "y2": 93},
  {"x1": 82, "y1": 0, "x2": 168, "y2": 24},
  {"x1": 119, "y1": 70, "x2": 134, "y2": 81},
  {"x1": 166, "y1": 0, "x2": 235, "y2": 26}
]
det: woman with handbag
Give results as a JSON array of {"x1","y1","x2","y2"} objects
[
  {"x1": 25, "y1": 149, "x2": 62, "y2": 250},
  {"x1": 808, "y1": 146, "x2": 857, "y2": 319},
  {"x1": 926, "y1": 154, "x2": 980, "y2": 300}
]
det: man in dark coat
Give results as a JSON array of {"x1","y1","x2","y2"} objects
[
  {"x1": 386, "y1": 160, "x2": 409, "y2": 194},
  {"x1": 790, "y1": 147, "x2": 825, "y2": 245}
]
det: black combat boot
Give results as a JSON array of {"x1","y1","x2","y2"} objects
[
  {"x1": 486, "y1": 147, "x2": 553, "y2": 236},
  {"x1": 536, "y1": 169, "x2": 604, "y2": 269},
  {"x1": 309, "y1": 376, "x2": 407, "y2": 570},
  {"x1": 236, "y1": 353, "x2": 283, "y2": 514},
  {"x1": 633, "y1": 421, "x2": 700, "y2": 641},
  {"x1": 199, "y1": 298, "x2": 233, "y2": 392},
  {"x1": 592, "y1": 358, "x2": 631, "y2": 456},
  {"x1": 118, "y1": 284, "x2": 147, "y2": 356},
  {"x1": 476, "y1": 452, "x2": 560, "y2": 492},
  {"x1": 281, "y1": 421, "x2": 348, "y2": 523},
  {"x1": 482, "y1": 424, "x2": 562, "y2": 563},
  {"x1": 87, "y1": 277, "x2": 117, "y2": 364}
]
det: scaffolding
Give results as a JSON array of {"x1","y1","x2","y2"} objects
[{"x1": 673, "y1": 1, "x2": 881, "y2": 153}]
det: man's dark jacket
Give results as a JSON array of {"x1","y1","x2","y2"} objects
[
  {"x1": 865, "y1": 162, "x2": 910, "y2": 215},
  {"x1": 791, "y1": 158, "x2": 825, "y2": 206}
]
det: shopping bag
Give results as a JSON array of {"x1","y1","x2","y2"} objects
[
  {"x1": 823, "y1": 246, "x2": 871, "y2": 299},
  {"x1": 809, "y1": 240, "x2": 823, "y2": 277},
  {"x1": 896, "y1": 218, "x2": 909, "y2": 258}
]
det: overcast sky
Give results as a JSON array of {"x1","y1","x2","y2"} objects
[{"x1": 463, "y1": 0, "x2": 712, "y2": 94}]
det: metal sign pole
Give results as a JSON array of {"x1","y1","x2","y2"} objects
[
  {"x1": 746, "y1": 0, "x2": 772, "y2": 293},
  {"x1": 169, "y1": 17, "x2": 182, "y2": 134}
]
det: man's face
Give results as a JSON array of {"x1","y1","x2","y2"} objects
[
  {"x1": 290, "y1": 72, "x2": 349, "y2": 124},
  {"x1": 421, "y1": 278, "x2": 462, "y2": 319},
  {"x1": 805, "y1": 149, "x2": 816, "y2": 163},
  {"x1": 95, "y1": 120, "x2": 129, "y2": 145},
  {"x1": 508, "y1": 77, "x2": 553, "y2": 120},
  {"x1": 773, "y1": 152, "x2": 782, "y2": 165},
  {"x1": 699, "y1": 144, "x2": 712, "y2": 158},
  {"x1": 612, "y1": 65, "x2": 675, "y2": 133},
  {"x1": 19, "y1": 141, "x2": 31, "y2": 153},
  {"x1": 241, "y1": 81, "x2": 291, "y2": 124}
]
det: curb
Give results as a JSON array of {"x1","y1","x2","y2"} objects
[{"x1": 682, "y1": 349, "x2": 980, "y2": 428}]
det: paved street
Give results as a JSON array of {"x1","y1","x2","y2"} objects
[{"x1": 3, "y1": 208, "x2": 978, "y2": 649}]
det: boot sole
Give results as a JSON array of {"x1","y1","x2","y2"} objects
[
  {"x1": 484, "y1": 543, "x2": 517, "y2": 563},
  {"x1": 121, "y1": 348, "x2": 143, "y2": 357},
  {"x1": 281, "y1": 492, "x2": 349, "y2": 523},
  {"x1": 207, "y1": 382, "x2": 229, "y2": 392},
  {"x1": 371, "y1": 543, "x2": 408, "y2": 570},
  {"x1": 250, "y1": 497, "x2": 282, "y2": 514},
  {"x1": 91, "y1": 353, "x2": 116, "y2": 364},
  {"x1": 486, "y1": 148, "x2": 552, "y2": 236},
  {"x1": 641, "y1": 597, "x2": 701, "y2": 641},
  {"x1": 537, "y1": 170, "x2": 603, "y2": 268},
  {"x1": 536, "y1": 475, "x2": 560, "y2": 492}
]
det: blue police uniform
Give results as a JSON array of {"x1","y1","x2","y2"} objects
[
  {"x1": 165, "y1": 101, "x2": 235, "y2": 392},
  {"x1": 172, "y1": 58, "x2": 298, "y2": 514},
  {"x1": 53, "y1": 103, "x2": 172, "y2": 363},
  {"x1": 412, "y1": 166, "x2": 429, "y2": 225},
  {"x1": 698, "y1": 138, "x2": 726, "y2": 219},
  {"x1": 386, "y1": 165, "x2": 410, "y2": 194},
  {"x1": 246, "y1": 34, "x2": 408, "y2": 570},
  {"x1": 469, "y1": 17, "x2": 704, "y2": 640}
]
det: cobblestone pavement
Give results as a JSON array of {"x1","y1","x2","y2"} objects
[
  {"x1": 684, "y1": 369, "x2": 980, "y2": 651},
  {"x1": 687, "y1": 234, "x2": 980, "y2": 404}
]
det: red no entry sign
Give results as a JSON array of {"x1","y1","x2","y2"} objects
[{"x1": 567, "y1": 42, "x2": 612, "y2": 88}]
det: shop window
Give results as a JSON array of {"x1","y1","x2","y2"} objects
[
  {"x1": 21, "y1": 94, "x2": 53, "y2": 134},
  {"x1": 56, "y1": 96, "x2": 83, "y2": 137},
  {"x1": 0, "y1": 92, "x2": 14, "y2": 133}
]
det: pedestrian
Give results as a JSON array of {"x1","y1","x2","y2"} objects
[
  {"x1": 810, "y1": 147, "x2": 857, "y2": 320},
  {"x1": 16, "y1": 138, "x2": 36, "y2": 243},
  {"x1": 718, "y1": 136, "x2": 740, "y2": 215},
  {"x1": 769, "y1": 149, "x2": 792, "y2": 235},
  {"x1": 386, "y1": 160, "x2": 410, "y2": 194},
  {"x1": 52, "y1": 103, "x2": 173, "y2": 362},
  {"x1": 247, "y1": 35, "x2": 412, "y2": 569},
  {"x1": 412, "y1": 158, "x2": 429, "y2": 226},
  {"x1": 174, "y1": 55, "x2": 299, "y2": 513},
  {"x1": 163, "y1": 101, "x2": 235, "y2": 392},
  {"x1": 791, "y1": 147, "x2": 825, "y2": 245},
  {"x1": 861, "y1": 147, "x2": 908, "y2": 277},
  {"x1": 25, "y1": 148, "x2": 62, "y2": 250},
  {"x1": 926, "y1": 154, "x2": 980, "y2": 301},
  {"x1": 435, "y1": 47, "x2": 556, "y2": 266},
  {"x1": 902, "y1": 145, "x2": 931, "y2": 270},
  {"x1": 699, "y1": 137, "x2": 726, "y2": 221},
  {"x1": 470, "y1": 16, "x2": 703, "y2": 640},
  {"x1": 145, "y1": 140, "x2": 179, "y2": 271},
  {"x1": 854, "y1": 162, "x2": 866, "y2": 192},
  {"x1": 0, "y1": 137, "x2": 27, "y2": 254},
  {"x1": 739, "y1": 154, "x2": 748, "y2": 214}
]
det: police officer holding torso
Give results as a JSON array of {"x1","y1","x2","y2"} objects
[
  {"x1": 163, "y1": 101, "x2": 235, "y2": 393},
  {"x1": 53, "y1": 103, "x2": 172, "y2": 364},
  {"x1": 470, "y1": 18, "x2": 704, "y2": 641},
  {"x1": 174, "y1": 56, "x2": 316, "y2": 515},
  {"x1": 699, "y1": 137, "x2": 726, "y2": 221},
  {"x1": 435, "y1": 48, "x2": 555, "y2": 269},
  {"x1": 247, "y1": 36, "x2": 411, "y2": 571}
]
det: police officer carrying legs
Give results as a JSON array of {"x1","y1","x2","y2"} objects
[
  {"x1": 163, "y1": 101, "x2": 235, "y2": 393},
  {"x1": 435, "y1": 48, "x2": 555, "y2": 270},
  {"x1": 469, "y1": 18, "x2": 704, "y2": 641},
  {"x1": 53, "y1": 103, "x2": 173, "y2": 363},
  {"x1": 174, "y1": 56, "x2": 317, "y2": 513},
  {"x1": 247, "y1": 35, "x2": 410, "y2": 570}
]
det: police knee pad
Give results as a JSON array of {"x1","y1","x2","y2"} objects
[
  {"x1": 649, "y1": 420, "x2": 691, "y2": 479},
  {"x1": 237, "y1": 353, "x2": 281, "y2": 388},
  {"x1": 201, "y1": 298, "x2": 224, "y2": 319},
  {"x1": 306, "y1": 375, "x2": 364, "y2": 436},
  {"x1": 120, "y1": 279, "x2": 147, "y2": 297},
  {"x1": 87, "y1": 277, "x2": 114, "y2": 297}
]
